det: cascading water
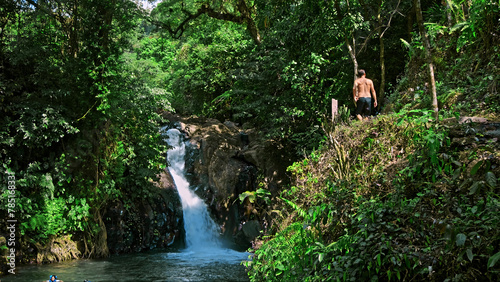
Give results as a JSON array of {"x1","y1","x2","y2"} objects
[
  {"x1": 163, "y1": 127, "x2": 249, "y2": 267},
  {"x1": 165, "y1": 128, "x2": 222, "y2": 251}
]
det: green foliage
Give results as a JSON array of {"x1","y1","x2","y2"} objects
[
  {"x1": 239, "y1": 188, "x2": 271, "y2": 205},
  {"x1": 160, "y1": 20, "x2": 252, "y2": 116},
  {"x1": 0, "y1": 0, "x2": 171, "y2": 251},
  {"x1": 20, "y1": 197, "x2": 90, "y2": 240},
  {"x1": 334, "y1": 105, "x2": 351, "y2": 126},
  {"x1": 247, "y1": 112, "x2": 500, "y2": 281},
  {"x1": 395, "y1": 110, "x2": 450, "y2": 184},
  {"x1": 149, "y1": 0, "x2": 384, "y2": 157},
  {"x1": 390, "y1": 0, "x2": 500, "y2": 118},
  {"x1": 1, "y1": 0, "x2": 499, "y2": 269},
  {"x1": 245, "y1": 222, "x2": 316, "y2": 282}
]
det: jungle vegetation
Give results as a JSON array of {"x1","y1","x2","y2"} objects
[{"x1": 1, "y1": 0, "x2": 499, "y2": 280}]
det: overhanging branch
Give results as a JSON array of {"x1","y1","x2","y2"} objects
[{"x1": 151, "y1": 1, "x2": 260, "y2": 45}]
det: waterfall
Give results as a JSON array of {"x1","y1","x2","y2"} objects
[{"x1": 165, "y1": 128, "x2": 221, "y2": 251}]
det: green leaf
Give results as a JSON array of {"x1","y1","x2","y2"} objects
[
  {"x1": 488, "y1": 251, "x2": 500, "y2": 268},
  {"x1": 471, "y1": 206, "x2": 478, "y2": 214},
  {"x1": 256, "y1": 188, "x2": 271, "y2": 198},
  {"x1": 400, "y1": 38, "x2": 411, "y2": 49},
  {"x1": 239, "y1": 191, "x2": 256, "y2": 203},
  {"x1": 466, "y1": 248, "x2": 474, "y2": 262},
  {"x1": 470, "y1": 160, "x2": 483, "y2": 176},
  {"x1": 485, "y1": 171, "x2": 497, "y2": 188},
  {"x1": 456, "y1": 233, "x2": 466, "y2": 246},
  {"x1": 452, "y1": 167, "x2": 462, "y2": 180},
  {"x1": 469, "y1": 182, "x2": 480, "y2": 195},
  {"x1": 318, "y1": 253, "x2": 325, "y2": 262}
]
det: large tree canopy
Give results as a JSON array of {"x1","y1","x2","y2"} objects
[{"x1": 151, "y1": 0, "x2": 261, "y2": 44}]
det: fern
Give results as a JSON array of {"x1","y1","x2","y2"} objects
[{"x1": 281, "y1": 197, "x2": 307, "y2": 219}]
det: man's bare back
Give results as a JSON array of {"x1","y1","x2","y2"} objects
[
  {"x1": 352, "y1": 69, "x2": 377, "y2": 120},
  {"x1": 354, "y1": 77, "x2": 375, "y2": 98}
]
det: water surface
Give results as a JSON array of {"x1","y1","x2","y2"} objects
[{"x1": 1, "y1": 249, "x2": 250, "y2": 282}]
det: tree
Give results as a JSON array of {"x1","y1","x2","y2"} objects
[
  {"x1": 414, "y1": 0, "x2": 439, "y2": 119},
  {"x1": 334, "y1": 0, "x2": 361, "y2": 83}
]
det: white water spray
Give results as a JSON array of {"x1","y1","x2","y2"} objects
[{"x1": 165, "y1": 128, "x2": 221, "y2": 251}]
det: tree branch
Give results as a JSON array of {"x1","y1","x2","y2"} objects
[
  {"x1": 358, "y1": 0, "x2": 402, "y2": 54},
  {"x1": 152, "y1": 1, "x2": 260, "y2": 44}
]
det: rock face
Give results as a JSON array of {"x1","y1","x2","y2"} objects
[
  {"x1": 104, "y1": 169, "x2": 184, "y2": 254},
  {"x1": 445, "y1": 117, "x2": 500, "y2": 148},
  {"x1": 163, "y1": 113, "x2": 290, "y2": 249}
]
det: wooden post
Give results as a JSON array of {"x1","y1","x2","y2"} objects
[{"x1": 332, "y1": 98, "x2": 338, "y2": 121}]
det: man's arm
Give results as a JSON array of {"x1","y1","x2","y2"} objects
[
  {"x1": 353, "y1": 81, "x2": 358, "y2": 103},
  {"x1": 370, "y1": 80, "x2": 377, "y2": 108}
]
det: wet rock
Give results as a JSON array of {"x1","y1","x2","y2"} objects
[
  {"x1": 485, "y1": 130, "x2": 500, "y2": 138},
  {"x1": 241, "y1": 220, "x2": 262, "y2": 241},
  {"x1": 442, "y1": 116, "x2": 490, "y2": 125},
  {"x1": 104, "y1": 169, "x2": 184, "y2": 255}
]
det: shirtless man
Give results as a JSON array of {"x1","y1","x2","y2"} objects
[{"x1": 353, "y1": 69, "x2": 377, "y2": 121}]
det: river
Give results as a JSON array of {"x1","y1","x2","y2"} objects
[{"x1": 1, "y1": 128, "x2": 250, "y2": 282}]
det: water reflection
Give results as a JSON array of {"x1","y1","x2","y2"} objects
[{"x1": 1, "y1": 249, "x2": 250, "y2": 282}]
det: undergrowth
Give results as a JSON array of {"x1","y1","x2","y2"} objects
[{"x1": 245, "y1": 110, "x2": 500, "y2": 281}]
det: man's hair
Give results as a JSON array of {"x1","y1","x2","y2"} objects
[{"x1": 358, "y1": 69, "x2": 366, "y2": 77}]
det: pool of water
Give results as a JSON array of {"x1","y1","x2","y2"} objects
[{"x1": 1, "y1": 248, "x2": 251, "y2": 282}]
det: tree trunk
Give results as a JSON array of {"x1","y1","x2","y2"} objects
[
  {"x1": 444, "y1": 0, "x2": 454, "y2": 26},
  {"x1": 237, "y1": 0, "x2": 261, "y2": 45},
  {"x1": 407, "y1": 4, "x2": 414, "y2": 42},
  {"x1": 345, "y1": 36, "x2": 358, "y2": 83},
  {"x1": 69, "y1": 0, "x2": 80, "y2": 58},
  {"x1": 100, "y1": 0, "x2": 116, "y2": 54},
  {"x1": 377, "y1": 1, "x2": 385, "y2": 108},
  {"x1": 335, "y1": 0, "x2": 358, "y2": 82},
  {"x1": 414, "y1": 0, "x2": 438, "y2": 119}
]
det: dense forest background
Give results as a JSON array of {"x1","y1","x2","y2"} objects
[{"x1": 1, "y1": 0, "x2": 499, "y2": 280}]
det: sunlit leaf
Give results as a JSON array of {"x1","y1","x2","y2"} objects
[{"x1": 318, "y1": 253, "x2": 324, "y2": 262}]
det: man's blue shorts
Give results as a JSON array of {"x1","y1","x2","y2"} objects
[{"x1": 356, "y1": 97, "x2": 372, "y2": 116}]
